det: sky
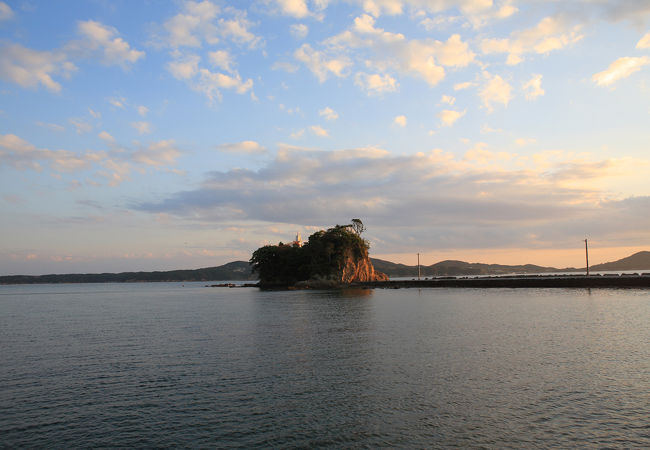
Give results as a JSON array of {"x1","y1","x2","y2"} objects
[{"x1": 1, "y1": 0, "x2": 649, "y2": 275}]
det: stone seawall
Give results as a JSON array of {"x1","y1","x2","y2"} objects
[{"x1": 354, "y1": 274, "x2": 650, "y2": 289}]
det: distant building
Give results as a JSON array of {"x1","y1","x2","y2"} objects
[{"x1": 291, "y1": 232, "x2": 303, "y2": 247}]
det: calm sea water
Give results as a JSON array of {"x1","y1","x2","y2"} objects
[{"x1": 1, "y1": 283, "x2": 648, "y2": 448}]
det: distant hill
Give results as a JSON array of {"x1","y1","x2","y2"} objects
[
  {"x1": 2, "y1": 251, "x2": 647, "y2": 284},
  {"x1": 588, "y1": 251, "x2": 650, "y2": 272},
  {"x1": 371, "y1": 258, "x2": 563, "y2": 277},
  {"x1": 0, "y1": 261, "x2": 256, "y2": 284}
]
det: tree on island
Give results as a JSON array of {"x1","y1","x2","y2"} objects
[{"x1": 250, "y1": 220, "x2": 386, "y2": 288}]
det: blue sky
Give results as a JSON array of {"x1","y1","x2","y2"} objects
[{"x1": 1, "y1": 0, "x2": 649, "y2": 275}]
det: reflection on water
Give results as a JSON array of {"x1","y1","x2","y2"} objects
[{"x1": 0, "y1": 284, "x2": 648, "y2": 447}]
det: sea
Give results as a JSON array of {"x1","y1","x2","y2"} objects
[{"x1": 1, "y1": 283, "x2": 648, "y2": 448}]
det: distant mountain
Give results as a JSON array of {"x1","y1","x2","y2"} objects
[
  {"x1": 588, "y1": 251, "x2": 650, "y2": 272},
  {"x1": 0, "y1": 261, "x2": 256, "y2": 284},
  {"x1": 2, "y1": 251, "x2": 647, "y2": 284},
  {"x1": 371, "y1": 258, "x2": 562, "y2": 277}
]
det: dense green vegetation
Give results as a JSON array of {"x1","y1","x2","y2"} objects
[{"x1": 250, "y1": 222, "x2": 370, "y2": 286}]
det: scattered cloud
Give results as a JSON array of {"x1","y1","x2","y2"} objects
[
  {"x1": 355, "y1": 72, "x2": 398, "y2": 94},
  {"x1": 137, "y1": 105, "x2": 149, "y2": 117},
  {"x1": 75, "y1": 20, "x2": 145, "y2": 68},
  {"x1": 131, "y1": 140, "x2": 181, "y2": 167},
  {"x1": 637, "y1": 32, "x2": 650, "y2": 49},
  {"x1": 310, "y1": 125, "x2": 329, "y2": 137},
  {"x1": 216, "y1": 140, "x2": 266, "y2": 154},
  {"x1": 319, "y1": 107, "x2": 339, "y2": 121},
  {"x1": 108, "y1": 96, "x2": 126, "y2": 108},
  {"x1": 272, "y1": 61, "x2": 299, "y2": 73},
  {"x1": 98, "y1": 131, "x2": 115, "y2": 142},
  {"x1": 161, "y1": 2, "x2": 261, "y2": 48},
  {"x1": 208, "y1": 49, "x2": 234, "y2": 73},
  {"x1": 162, "y1": 0, "x2": 221, "y2": 47},
  {"x1": 394, "y1": 115, "x2": 407, "y2": 127},
  {"x1": 0, "y1": 133, "x2": 99, "y2": 172},
  {"x1": 131, "y1": 121, "x2": 152, "y2": 135},
  {"x1": 0, "y1": 44, "x2": 76, "y2": 92},
  {"x1": 294, "y1": 43, "x2": 351, "y2": 82},
  {"x1": 0, "y1": 1, "x2": 13, "y2": 21},
  {"x1": 69, "y1": 118, "x2": 93, "y2": 134},
  {"x1": 36, "y1": 121, "x2": 65, "y2": 132},
  {"x1": 592, "y1": 56, "x2": 650, "y2": 86},
  {"x1": 438, "y1": 109, "x2": 466, "y2": 127},
  {"x1": 167, "y1": 52, "x2": 200, "y2": 79},
  {"x1": 193, "y1": 68, "x2": 253, "y2": 101},
  {"x1": 523, "y1": 74, "x2": 544, "y2": 100},
  {"x1": 276, "y1": 0, "x2": 310, "y2": 18},
  {"x1": 441, "y1": 94, "x2": 456, "y2": 105},
  {"x1": 454, "y1": 81, "x2": 476, "y2": 91},
  {"x1": 481, "y1": 16, "x2": 583, "y2": 65},
  {"x1": 290, "y1": 23, "x2": 309, "y2": 39},
  {"x1": 324, "y1": 15, "x2": 474, "y2": 88},
  {"x1": 480, "y1": 72, "x2": 512, "y2": 112},
  {"x1": 515, "y1": 137, "x2": 536, "y2": 146}
]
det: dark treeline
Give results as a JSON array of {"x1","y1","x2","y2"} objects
[{"x1": 0, "y1": 261, "x2": 255, "y2": 285}]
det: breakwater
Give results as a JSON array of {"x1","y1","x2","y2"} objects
[{"x1": 355, "y1": 273, "x2": 650, "y2": 289}]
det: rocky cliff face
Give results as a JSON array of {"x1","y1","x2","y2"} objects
[{"x1": 336, "y1": 248, "x2": 388, "y2": 283}]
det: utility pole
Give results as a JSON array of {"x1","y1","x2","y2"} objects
[
  {"x1": 584, "y1": 239, "x2": 589, "y2": 276},
  {"x1": 417, "y1": 253, "x2": 421, "y2": 280}
]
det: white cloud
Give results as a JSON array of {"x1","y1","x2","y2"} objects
[
  {"x1": 294, "y1": 44, "x2": 351, "y2": 82},
  {"x1": 637, "y1": 32, "x2": 650, "y2": 49},
  {"x1": 277, "y1": 0, "x2": 309, "y2": 18},
  {"x1": 324, "y1": 15, "x2": 473, "y2": 88},
  {"x1": 193, "y1": 68, "x2": 253, "y2": 101},
  {"x1": 0, "y1": 1, "x2": 13, "y2": 21},
  {"x1": 0, "y1": 44, "x2": 76, "y2": 92},
  {"x1": 523, "y1": 74, "x2": 544, "y2": 100},
  {"x1": 394, "y1": 115, "x2": 407, "y2": 127},
  {"x1": 219, "y1": 12, "x2": 261, "y2": 47},
  {"x1": 131, "y1": 140, "x2": 181, "y2": 167},
  {"x1": 0, "y1": 133, "x2": 99, "y2": 172},
  {"x1": 163, "y1": 0, "x2": 221, "y2": 47},
  {"x1": 355, "y1": 72, "x2": 398, "y2": 94},
  {"x1": 108, "y1": 96, "x2": 126, "y2": 108},
  {"x1": 69, "y1": 118, "x2": 93, "y2": 134},
  {"x1": 438, "y1": 109, "x2": 466, "y2": 127},
  {"x1": 88, "y1": 108, "x2": 101, "y2": 119},
  {"x1": 481, "y1": 16, "x2": 583, "y2": 65},
  {"x1": 162, "y1": 2, "x2": 260, "y2": 48},
  {"x1": 208, "y1": 50, "x2": 234, "y2": 73},
  {"x1": 515, "y1": 137, "x2": 536, "y2": 146},
  {"x1": 441, "y1": 94, "x2": 456, "y2": 105},
  {"x1": 98, "y1": 131, "x2": 115, "y2": 142},
  {"x1": 480, "y1": 72, "x2": 512, "y2": 112},
  {"x1": 592, "y1": 56, "x2": 650, "y2": 86},
  {"x1": 319, "y1": 107, "x2": 339, "y2": 121},
  {"x1": 272, "y1": 61, "x2": 299, "y2": 73},
  {"x1": 137, "y1": 105, "x2": 149, "y2": 117},
  {"x1": 131, "y1": 121, "x2": 152, "y2": 135},
  {"x1": 36, "y1": 122, "x2": 65, "y2": 132},
  {"x1": 216, "y1": 140, "x2": 266, "y2": 154},
  {"x1": 76, "y1": 20, "x2": 145, "y2": 68},
  {"x1": 310, "y1": 125, "x2": 329, "y2": 137},
  {"x1": 454, "y1": 81, "x2": 476, "y2": 90},
  {"x1": 290, "y1": 23, "x2": 309, "y2": 39},
  {"x1": 167, "y1": 52, "x2": 200, "y2": 79}
]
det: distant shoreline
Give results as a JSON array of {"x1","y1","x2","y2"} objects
[{"x1": 354, "y1": 273, "x2": 650, "y2": 289}]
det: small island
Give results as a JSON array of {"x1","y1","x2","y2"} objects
[{"x1": 250, "y1": 219, "x2": 388, "y2": 289}]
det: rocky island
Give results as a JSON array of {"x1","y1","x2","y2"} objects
[{"x1": 249, "y1": 220, "x2": 388, "y2": 289}]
